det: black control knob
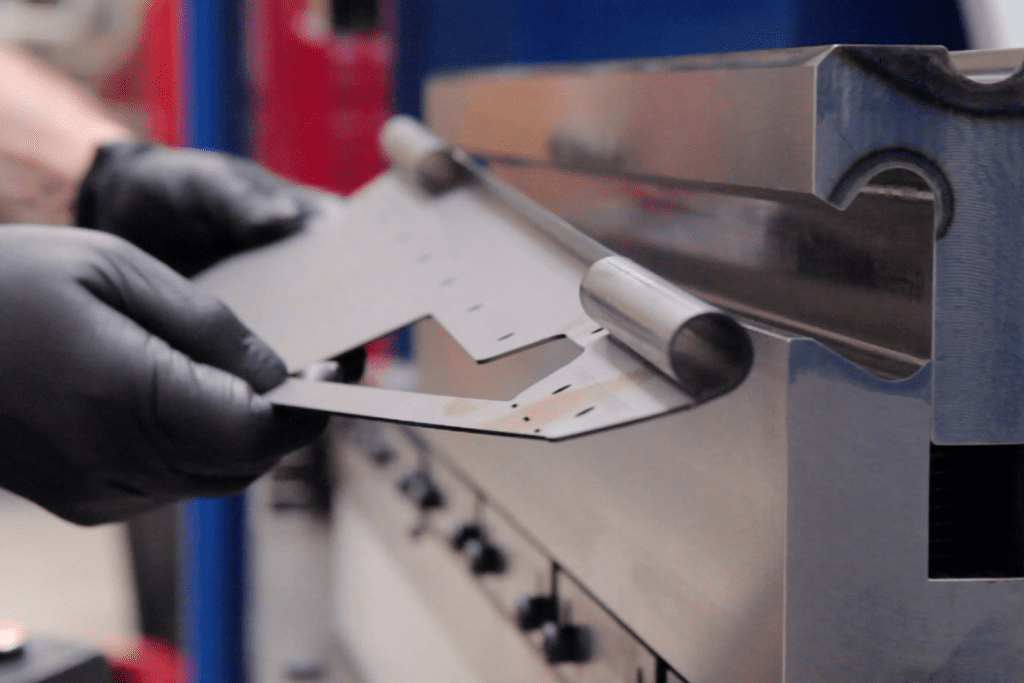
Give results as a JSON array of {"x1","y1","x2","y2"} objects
[
  {"x1": 464, "y1": 537, "x2": 506, "y2": 575},
  {"x1": 516, "y1": 595, "x2": 558, "y2": 631},
  {"x1": 543, "y1": 622, "x2": 591, "y2": 664},
  {"x1": 450, "y1": 523, "x2": 483, "y2": 551},
  {"x1": 398, "y1": 470, "x2": 444, "y2": 510}
]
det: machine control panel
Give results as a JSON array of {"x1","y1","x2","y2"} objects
[{"x1": 337, "y1": 420, "x2": 688, "y2": 683}]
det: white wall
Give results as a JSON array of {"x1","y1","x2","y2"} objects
[{"x1": 960, "y1": 0, "x2": 1024, "y2": 48}]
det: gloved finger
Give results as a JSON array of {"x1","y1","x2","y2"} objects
[
  {"x1": 76, "y1": 142, "x2": 322, "y2": 277},
  {"x1": 144, "y1": 359, "x2": 329, "y2": 479},
  {"x1": 148, "y1": 351, "x2": 327, "y2": 476},
  {"x1": 215, "y1": 159, "x2": 306, "y2": 244},
  {"x1": 83, "y1": 299, "x2": 325, "y2": 476},
  {"x1": 138, "y1": 150, "x2": 306, "y2": 246},
  {"x1": 80, "y1": 232, "x2": 287, "y2": 393}
]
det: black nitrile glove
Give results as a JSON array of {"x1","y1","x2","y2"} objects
[
  {"x1": 75, "y1": 142, "x2": 311, "y2": 276},
  {"x1": 0, "y1": 226, "x2": 327, "y2": 525}
]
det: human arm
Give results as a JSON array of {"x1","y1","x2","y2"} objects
[
  {"x1": 0, "y1": 42, "x2": 130, "y2": 225},
  {"x1": 0, "y1": 41, "x2": 312, "y2": 276}
]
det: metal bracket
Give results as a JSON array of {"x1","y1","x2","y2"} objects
[{"x1": 196, "y1": 117, "x2": 752, "y2": 440}]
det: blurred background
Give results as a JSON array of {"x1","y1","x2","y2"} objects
[{"x1": 0, "y1": 0, "x2": 1018, "y2": 681}]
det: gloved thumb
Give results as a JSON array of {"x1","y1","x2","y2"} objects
[{"x1": 74, "y1": 232, "x2": 327, "y2": 474}]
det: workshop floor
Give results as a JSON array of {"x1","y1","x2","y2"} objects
[{"x1": 0, "y1": 487, "x2": 139, "y2": 653}]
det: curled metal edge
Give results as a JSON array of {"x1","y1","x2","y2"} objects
[
  {"x1": 381, "y1": 115, "x2": 754, "y2": 403},
  {"x1": 580, "y1": 256, "x2": 753, "y2": 402}
]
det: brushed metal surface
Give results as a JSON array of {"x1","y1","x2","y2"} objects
[
  {"x1": 425, "y1": 45, "x2": 1024, "y2": 444},
  {"x1": 425, "y1": 47, "x2": 825, "y2": 196},
  {"x1": 782, "y1": 341, "x2": 1024, "y2": 681},
  {"x1": 484, "y1": 163, "x2": 933, "y2": 379},
  {"x1": 411, "y1": 321, "x2": 792, "y2": 683},
  {"x1": 409, "y1": 313, "x2": 1024, "y2": 681},
  {"x1": 330, "y1": 417, "x2": 682, "y2": 683}
]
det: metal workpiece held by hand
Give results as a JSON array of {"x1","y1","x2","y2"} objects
[
  {"x1": 381, "y1": 114, "x2": 753, "y2": 399},
  {"x1": 196, "y1": 116, "x2": 754, "y2": 441}
]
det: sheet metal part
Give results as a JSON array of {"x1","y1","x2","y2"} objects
[
  {"x1": 197, "y1": 118, "x2": 752, "y2": 440},
  {"x1": 425, "y1": 45, "x2": 1024, "y2": 446},
  {"x1": 381, "y1": 115, "x2": 753, "y2": 398},
  {"x1": 380, "y1": 115, "x2": 614, "y2": 265}
]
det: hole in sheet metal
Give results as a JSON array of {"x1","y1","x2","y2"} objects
[
  {"x1": 405, "y1": 317, "x2": 583, "y2": 400},
  {"x1": 575, "y1": 407, "x2": 595, "y2": 418},
  {"x1": 467, "y1": 304, "x2": 482, "y2": 313},
  {"x1": 553, "y1": 384, "x2": 571, "y2": 394},
  {"x1": 498, "y1": 332, "x2": 515, "y2": 341}
]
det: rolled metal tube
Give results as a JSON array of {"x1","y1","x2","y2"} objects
[
  {"x1": 382, "y1": 115, "x2": 753, "y2": 401},
  {"x1": 379, "y1": 114, "x2": 468, "y2": 193},
  {"x1": 580, "y1": 256, "x2": 753, "y2": 402}
]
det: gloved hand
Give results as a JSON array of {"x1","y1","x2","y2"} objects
[
  {"x1": 0, "y1": 226, "x2": 326, "y2": 525},
  {"x1": 75, "y1": 142, "x2": 313, "y2": 276}
]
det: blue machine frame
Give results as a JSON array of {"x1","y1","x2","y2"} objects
[{"x1": 181, "y1": 0, "x2": 251, "y2": 679}]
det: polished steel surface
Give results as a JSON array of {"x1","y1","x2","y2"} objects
[
  {"x1": 410, "y1": 321, "x2": 792, "y2": 683},
  {"x1": 406, "y1": 316, "x2": 1024, "y2": 682},
  {"x1": 426, "y1": 46, "x2": 827, "y2": 196},
  {"x1": 425, "y1": 46, "x2": 1024, "y2": 445},
  {"x1": 379, "y1": 114, "x2": 469, "y2": 194},
  {"x1": 382, "y1": 115, "x2": 613, "y2": 264},
  {"x1": 486, "y1": 164, "x2": 933, "y2": 380},
  {"x1": 379, "y1": 114, "x2": 450, "y2": 179},
  {"x1": 782, "y1": 343, "x2": 1024, "y2": 682},
  {"x1": 948, "y1": 47, "x2": 1024, "y2": 82}
]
